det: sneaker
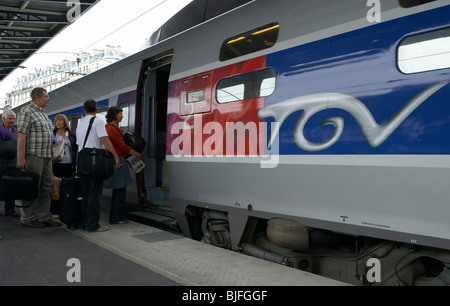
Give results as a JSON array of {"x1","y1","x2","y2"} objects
[
  {"x1": 21, "y1": 221, "x2": 46, "y2": 228},
  {"x1": 42, "y1": 219, "x2": 62, "y2": 227},
  {"x1": 92, "y1": 225, "x2": 108, "y2": 232}
]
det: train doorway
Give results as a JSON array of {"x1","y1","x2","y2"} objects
[{"x1": 133, "y1": 52, "x2": 176, "y2": 226}]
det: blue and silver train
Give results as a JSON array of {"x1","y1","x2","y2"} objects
[{"x1": 12, "y1": 0, "x2": 450, "y2": 285}]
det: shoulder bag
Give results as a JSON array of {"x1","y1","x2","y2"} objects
[
  {"x1": 52, "y1": 140, "x2": 65, "y2": 163},
  {"x1": 77, "y1": 117, "x2": 115, "y2": 180}
]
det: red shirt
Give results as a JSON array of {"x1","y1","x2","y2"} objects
[{"x1": 105, "y1": 123, "x2": 131, "y2": 158}]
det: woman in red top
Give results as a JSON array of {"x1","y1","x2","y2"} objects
[{"x1": 104, "y1": 106, "x2": 142, "y2": 224}]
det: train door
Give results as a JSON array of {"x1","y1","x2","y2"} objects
[{"x1": 137, "y1": 53, "x2": 172, "y2": 214}]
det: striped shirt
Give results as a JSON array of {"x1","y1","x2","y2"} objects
[{"x1": 17, "y1": 102, "x2": 54, "y2": 158}]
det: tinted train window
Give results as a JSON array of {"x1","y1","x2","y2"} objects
[
  {"x1": 398, "y1": 27, "x2": 450, "y2": 74},
  {"x1": 220, "y1": 23, "x2": 279, "y2": 61},
  {"x1": 399, "y1": 0, "x2": 436, "y2": 8},
  {"x1": 118, "y1": 102, "x2": 129, "y2": 133},
  {"x1": 96, "y1": 108, "x2": 108, "y2": 124},
  {"x1": 216, "y1": 68, "x2": 276, "y2": 103}
]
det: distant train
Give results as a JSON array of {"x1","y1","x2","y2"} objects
[{"x1": 12, "y1": 0, "x2": 450, "y2": 285}]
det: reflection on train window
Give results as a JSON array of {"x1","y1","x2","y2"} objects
[
  {"x1": 96, "y1": 108, "x2": 108, "y2": 124},
  {"x1": 118, "y1": 102, "x2": 129, "y2": 133},
  {"x1": 68, "y1": 115, "x2": 81, "y2": 133},
  {"x1": 216, "y1": 68, "x2": 276, "y2": 103},
  {"x1": 220, "y1": 23, "x2": 279, "y2": 61},
  {"x1": 398, "y1": 27, "x2": 450, "y2": 74}
]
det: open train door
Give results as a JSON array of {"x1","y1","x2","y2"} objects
[{"x1": 134, "y1": 52, "x2": 175, "y2": 223}]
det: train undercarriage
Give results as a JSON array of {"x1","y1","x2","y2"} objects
[{"x1": 184, "y1": 207, "x2": 450, "y2": 286}]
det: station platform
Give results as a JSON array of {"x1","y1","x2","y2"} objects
[{"x1": 0, "y1": 211, "x2": 349, "y2": 287}]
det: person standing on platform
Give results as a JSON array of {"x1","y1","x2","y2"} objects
[
  {"x1": 104, "y1": 106, "x2": 142, "y2": 224},
  {"x1": 51, "y1": 114, "x2": 77, "y2": 218},
  {"x1": 16, "y1": 87, "x2": 61, "y2": 228},
  {"x1": 0, "y1": 109, "x2": 19, "y2": 217},
  {"x1": 76, "y1": 99, "x2": 119, "y2": 232}
]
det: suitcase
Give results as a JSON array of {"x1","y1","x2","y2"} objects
[
  {"x1": 0, "y1": 170, "x2": 39, "y2": 205},
  {"x1": 59, "y1": 176, "x2": 82, "y2": 230}
]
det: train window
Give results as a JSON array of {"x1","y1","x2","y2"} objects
[
  {"x1": 181, "y1": 72, "x2": 212, "y2": 115},
  {"x1": 399, "y1": 0, "x2": 436, "y2": 8},
  {"x1": 118, "y1": 102, "x2": 129, "y2": 133},
  {"x1": 216, "y1": 68, "x2": 276, "y2": 103},
  {"x1": 398, "y1": 27, "x2": 450, "y2": 73},
  {"x1": 220, "y1": 23, "x2": 279, "y2": 61},
  {"x1": 97, "y1": 108, "x2": 108, "y2": 124},
  {"x1": 186, "y1": 90, "x2": 205, "y2": 103}
]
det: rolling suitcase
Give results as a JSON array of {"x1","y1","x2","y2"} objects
[
  {"x1": 0, "y1": 170, "x2": 39, "y2": 207},
  {"x1": 59, "y1": 176, "x2": 82, "y2": 230}
]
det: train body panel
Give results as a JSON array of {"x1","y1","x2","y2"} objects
[{"x1": 166, "y1": 1, "x2": 450, "y2": 253}]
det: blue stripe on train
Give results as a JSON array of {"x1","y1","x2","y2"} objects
[{"x1": 265, "y1": 5, "x2": 450, "y2": 155}]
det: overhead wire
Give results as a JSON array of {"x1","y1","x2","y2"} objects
[{"x1": 67, "y1": 0, "x2": 169, "y2": 61}]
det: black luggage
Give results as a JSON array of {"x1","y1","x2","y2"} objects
[
  {"x1": 0, "y1": 170, "x2": 39, "y2": 206},
  {"x1": 123, "y1": 132, "x2": 146, "y2": 153},
  {"x1": 59, "y1": 176, "x2": 82, "y2": 230}
]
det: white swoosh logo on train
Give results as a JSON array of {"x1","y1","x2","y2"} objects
[{"x1": 258, "y1": 81, "x2": 450, "y2": 151}]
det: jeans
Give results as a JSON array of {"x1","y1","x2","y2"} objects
[
  {"x1": 109, "y1": 188, "x2": 126, "y2": 224},
  {"x1": 81, "y1": 177, "x2": 104, "y2": 231}
]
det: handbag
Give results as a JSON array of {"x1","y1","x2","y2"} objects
[
  {"x1": 52, "y1": 140, "x2": 65, "y2": 163},
  {"x1": 123, "y1": 132, "x2": 146, "y2": 153},
  {"x1": 77, "y1": 117, "x2": 115, "y2": 180},
  {"x1": 0, "y1": 170, "x2": 39, "y2": 207},
  {"x1": 51, "y1": 176, "x2": 62, "y2": 201}
]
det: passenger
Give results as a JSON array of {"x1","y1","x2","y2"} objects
[
  {"x1": 104, "y1": 106, "x2": 142, "y2": 225},
  {"x1": 76, "y1": 99, "x2": 119, "y2": 232},
  {"x1": 51, "y1": 114, "x2": 77, "y2": 218},
  {"x1": 16, "y1": 87, "x2": 61, "y2": 228},
  {"x1": 0, "y1": 109, "x2": 19, "y2": 217}
]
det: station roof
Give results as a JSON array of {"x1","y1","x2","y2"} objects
[{"x1": 0, "y1": 0, "x2": 99, "y2": 82}]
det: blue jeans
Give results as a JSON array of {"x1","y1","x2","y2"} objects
[
  {"x1": 109, "y1": 188, "x2": 126, "y2": 224},
  {"x1": 0, "y1": 157, "x2": 16, "y2": 214},
  {"x1": 81, "y1": 177, "x2": 104, "y2": 231}
]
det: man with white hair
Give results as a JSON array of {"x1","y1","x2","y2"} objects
[{"x1": 0, "y1": 109, "x2": 19, "y2": 217}]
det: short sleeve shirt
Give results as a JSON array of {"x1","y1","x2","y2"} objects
[
  {"x1": 76, "y1": 115, "x2": 108, "y2": 151},
  {"x1": 17, "y1": 102, "x2": 54, "y2": 158}
]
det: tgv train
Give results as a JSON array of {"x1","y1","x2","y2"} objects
[{"x1": 12, "y1": 0, "x2": 450, "y2": 285}]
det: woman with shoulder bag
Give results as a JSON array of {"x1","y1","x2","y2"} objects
[
  {"x1": 104, "y1": 106, "x2": 142, "y2": 225},
  {"x1": 51, "y1": 114, "x2": 77, "y2": 218}
]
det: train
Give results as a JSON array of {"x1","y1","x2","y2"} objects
[{"x1": 9, "y1": 0, "x2": 450, "y2": 285}]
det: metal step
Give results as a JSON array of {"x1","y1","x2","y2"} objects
[{"x1": 127, "y1": 209, "x2": 180, "y2": 232}]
